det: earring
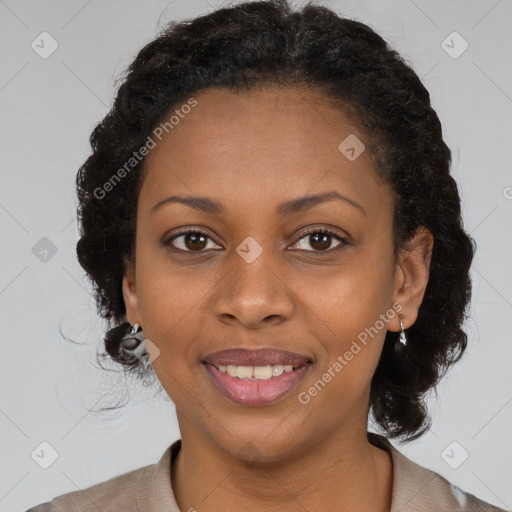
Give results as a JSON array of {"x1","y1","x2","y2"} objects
[
  {"x1": 399, "y1": 315, "x2": 407, "y2": 346},
  {"x1": 120, "y1": 322, "x2": 149, "y2": 364}
]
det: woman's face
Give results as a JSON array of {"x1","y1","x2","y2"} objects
[{"x1": 123, "y1": 86, "x2": 428, "y2": 461}]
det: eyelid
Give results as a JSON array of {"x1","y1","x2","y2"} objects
[{"x1": 294, "y1": 226, "x2": 348, "y2": 242}]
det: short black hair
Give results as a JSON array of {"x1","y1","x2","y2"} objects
[{"x1": 76, "y1": 0, "x2": 475, "y2": 443}]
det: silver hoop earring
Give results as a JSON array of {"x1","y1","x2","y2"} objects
[{"x1": 399, "y1": 316, "x2": 407, "y2": 346}]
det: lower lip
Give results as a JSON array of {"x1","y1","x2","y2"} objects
[{"x1": 203, "y1": 363, "x2": 312, "y2": 406}]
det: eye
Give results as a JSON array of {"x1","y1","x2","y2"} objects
[
  {"x1": 163, "y1": 227, "x2": 349, "y2": 254},
  {"x1": 290, "y1": 228, "x2": 348, "y2": 252},
  {"x1": 164, "y1": 228, "x2": 222, "y2": 252}
]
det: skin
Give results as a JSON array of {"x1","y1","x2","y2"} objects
[{"x1": 122, "y1": 86, "x2": 433, "y2": 512}]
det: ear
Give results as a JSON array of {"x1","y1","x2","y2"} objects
[
  {"x1": 388, "y1": 226, "x2": 434, "y2": 331},
  {"x1": 122, "y1": 256, "x2": 140, "y2": 325}
]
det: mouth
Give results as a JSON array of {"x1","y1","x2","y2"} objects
[{"x1": 201, "y1": 347, "x2": 313, "y2": 406}]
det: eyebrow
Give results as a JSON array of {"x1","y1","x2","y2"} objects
[{"x1": 150, "y1": 190, "x2": 366, "y2": 217}]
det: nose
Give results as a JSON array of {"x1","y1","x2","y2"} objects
[{"x1": 212, "y1": 250, "x2": 294, "y2": 330}]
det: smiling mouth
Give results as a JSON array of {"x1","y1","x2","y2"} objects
[{"x1": 202, "y1": 361, "x2": 312, "y2": 406}]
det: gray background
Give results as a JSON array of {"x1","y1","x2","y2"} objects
[{"x1": 0, "y1": 0, "x2": 511, "y2": 511}]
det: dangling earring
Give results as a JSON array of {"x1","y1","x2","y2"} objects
[
  {"x1": 399, "y1": 315, "x2": 407, "y2": 346},
  {"x1": 120, "y1": 322, "x2": 148, "y2": 364}
]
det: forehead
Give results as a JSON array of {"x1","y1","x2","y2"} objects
[
  {"x1": 150, "y1": 86, "x2": 357, "y2": 152},
  {"x1": 138, "y1": 86, "x2": 390, "y2": 218}
]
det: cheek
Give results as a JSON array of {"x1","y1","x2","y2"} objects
[
  {"x1": 303, "y1": 249, "x2": 395, "y2": 332},
  {"x1": 133, "y1": 249, "x2": 206, "y2": 371},
  {"x1": 303, "y1": 249, "x2": 394, "y2": 380},
  {"x1": 135, "y1": 236, "x2": 205, "y2": 323}
]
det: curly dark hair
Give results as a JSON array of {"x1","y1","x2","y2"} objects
[{"x1": 75, "y1": 0, "x2": 475, "y2": 442}]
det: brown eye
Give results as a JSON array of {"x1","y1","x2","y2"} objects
[
  {"x1": 165, "y1": 229, "x2": 222, "y2": 252},
  {"x1": 291, "y1": 229, "x2": 348, "y2": 252},
  {"x1": 183, "y1": 232, "x2": 207, "y2": 251}
]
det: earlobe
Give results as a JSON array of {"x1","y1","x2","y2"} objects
[{"x1": 389, "y1": 226, "x2": 433, "y2": 332}]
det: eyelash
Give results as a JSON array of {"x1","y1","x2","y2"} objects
[{"x1": 163, "y1": 227, "x2": 349, "y2": 254}]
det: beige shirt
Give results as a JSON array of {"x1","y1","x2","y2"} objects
[{"x1": 26, "y1": 433, "x2": 508, "y2": 511}]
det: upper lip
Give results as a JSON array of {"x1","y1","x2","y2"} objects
[{"x1": 202, "y1": 348, "x2": 312, "y2": 367}]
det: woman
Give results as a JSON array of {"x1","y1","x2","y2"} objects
[{"x1": 26, "y1": 0, "x2": 508, "y2": 510}]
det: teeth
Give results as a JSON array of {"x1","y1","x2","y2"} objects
[
  {"x1": 215, "y1": 364, "x2": 298, "y2": 380},
  {"x1": 236, "y1": 365, "x2": 253, "y2": 379},
  {"x1": 253, "y1": 365, "x2": 273, "y2": 379},
  {"x1": 272, "y1": 365, "x2": 284, "y2": 377}
]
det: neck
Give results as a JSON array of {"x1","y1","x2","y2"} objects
[{"x1": 171, "y1": 415, "x2": 393, "y2": 512}]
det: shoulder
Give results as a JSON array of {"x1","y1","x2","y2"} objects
[
  {"x1": 394, "y1": 447, "x2": 509, "y2": 511},
  {"x1": 416, "y1": 470, "x2": 510, "y2": 512},
  {"x1": 446, "y1": 482, "x2": 510, "y2": 512},
  {"x1": 24, "y1": 459, "x2": 157, "y2": 512},
  {"x1": 368, "y1": 433, "x2": 509, "y2": 512}
]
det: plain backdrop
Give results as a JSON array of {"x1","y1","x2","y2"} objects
[{"x1": 0, "y1": 1, "x2": 511, "y2": 511}]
